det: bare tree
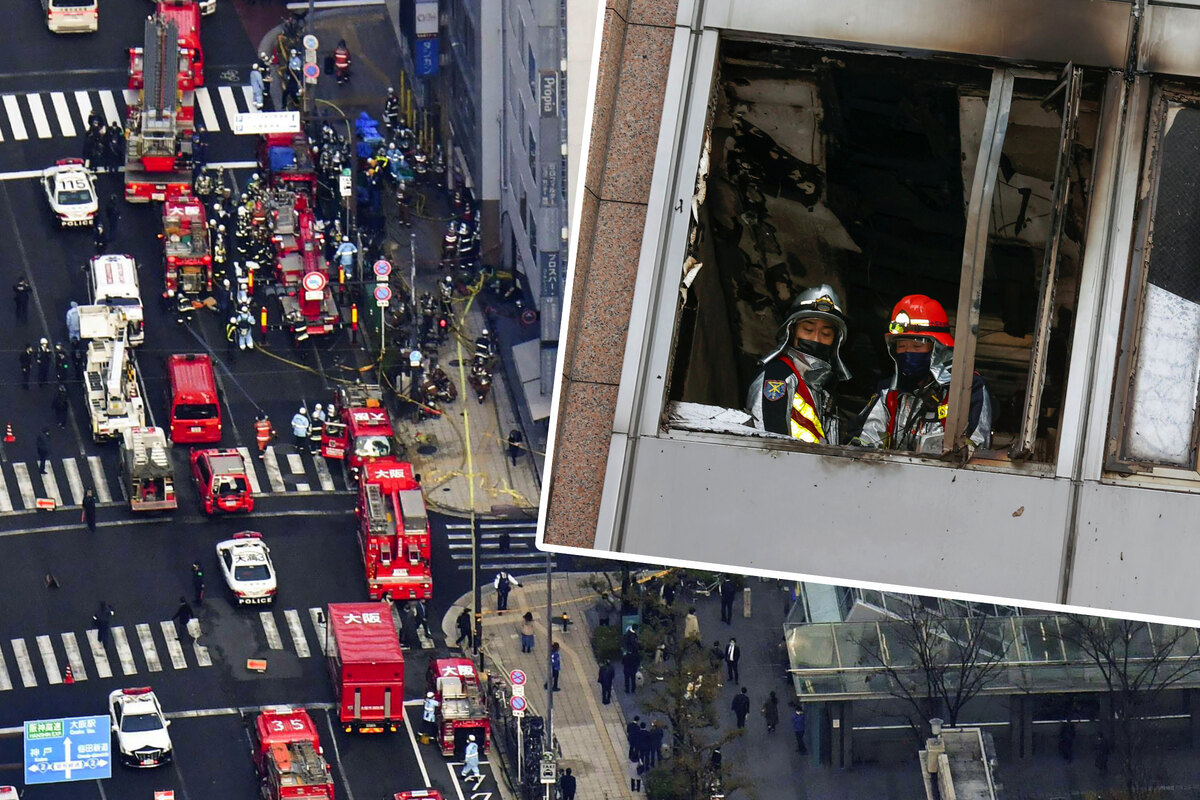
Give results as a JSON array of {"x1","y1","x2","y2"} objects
[
  {"x1": 1055, "y1": 616, "x2": 1200, "y2": 800},
  {"x1": 852, "y1": 601, "x2": 1007, "y2": 740}
]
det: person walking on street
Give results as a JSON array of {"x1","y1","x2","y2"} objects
[
  {"x1": 105, "y1": 195, "x2": 120, "y2": 239},
  {"x1": 732, "y1": 686, "x2": 751, "y2": 729},
  {"x1": 648, "y1": 722, "x2": 665, "y2": 767},
  {"x1": 415, "y1": 599, "x2": 432, "y2": 638},
  {"x1": 548, "y1": 642, "x2": 562, "y2": 691},
  {"x1": 171, "y1": 596, "x2": 194, "y2": 633},
  {"x1": 455, "y1": 607, "x2": 473, "y2": 649},
  {"x1": 81, "y1": 489, "x2": 97, "y2": 532},
  {"x1": 638, "y1": 721, "x2": 653, "y2": 765},
  {"x1": 598, "y1": 660, "x2": 615, "y2": 704},
  {"x1": 558, "y1": 767, "x2": 577, "y2": 800},
  {"x1": 506, "y1": 429, "x2": 522, "y2": 466},
  {"x1": 726, "y1": 637, "x2": 741, "y2": 683},
  {"x1": 36, "y1": 339, "x2": 51, "y2": 386},
  {"x1": 254, "y1": 412, "x2": 274, "y2": 459},
  {"x1": 12, "y1": 277, "x2": 31, "y2": 324},
  {"x1": 763, "y1": 690, "x2": 780, "y2": 733},
  {"x1": 493, "y1": 570, "x2": 518, "y2": 612},
  {"x1": 622, "y1": 648, "x2": 641, "y2": 694},
  {"x1": 249, "y1": 63, "x2": 265, "y2": 110},
  {"x1": 291, "y1": 406, "x2": 310, "y2": 450},
  {"x1": 520, "y1": 611, "x2": 535, "y2": 653},
  {"x1": 66, "y1": 301, "x2": 81, "y2": 345},
  {"x1": 628, "y1": 757, "x2": 643, "y2": 793},
  {"x1": 309, "y1": 403, "x2": 326, "y2": 453},
  {"x1": 628, "y1": 718, "x2": 645, "y2": 765},
  {"x1": 421, "y1": 691, "x2": 439, "y2": 738},
  {"x1": 191, "y1": 561, "x2": 205, "y2": 605},
  {"x1": 93, "y1": 601, "x2": 114, "y2": 645},
  {"x1": 19, "y1": 343, "x2": 32, "y2": 389},
  {"x1": 460, "y1": 734, "x2": 481, "y2": 778},
  {"x1": 35, "y1": 428, "x2": 50, "y2": 475},
  {"x1": 53, "y1": 384, "x2": 69, "y2": 429},
  {"x1": 719, "y1": 577, "x2": 737, "y2": 623},
  {"x1": 54, "y1": 342, "x2": 69, "y2": 385},
  {"x1": 683, "y1": 607, "x2": 701, "y2": 649},
  {"x1": 93, "y1": 221, "x2": 108, "y2": 256},
  {"x1": 792, "y1": 705, "x2": 808, "y2": 753}
]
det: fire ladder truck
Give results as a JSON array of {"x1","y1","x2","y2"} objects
[{"x1": 125, "y1": 16, "x2": 195, "y2": 203}]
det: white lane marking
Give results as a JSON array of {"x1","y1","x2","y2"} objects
[
  {"x1": 41, "y1": 464, "x2": 62, "y2": 507},
  {"x1": 2, "y1": 95, "x2": 28, "y2": 140},
  {"x1": 85, "y1": 629, "x2": 113, "y2": 679},
  {"x1": 241, "y1": 85, "x2": 255, "y2": 110},
  {"x1": 10, "y1": 639, "x2": 36, "y2": 688},
  {"x1": 98, "y1": 90, "x2": 121, "y2": 126},
  {"x1": 0, "y1": 643, "x2": 11, "y2": 690},
  {"x1": 61, "y1": 632, "x2": 87, "y2": 681},
  {"x1": 135, "y1": 623, "x2": 163, "y2": 672},
  {"x1": 314, "y1": 455, "x2": 335, "y2": 491},
  {"x1": 36, "y1": 635, "x2": 61, "y2": 684},
  {"x1": 12, "y1": 463, "x2": 35, "y2": 509},
  {"x1": 87, "y1": 456, "x2": 112, "y2": 502},
  {"x1": 49, "y1": 92, "x2": 75, "y2": 137},
  {"x1": 262, "y1": 447, "x2": 286, "y2": 492},
  {"x1": 321, "y1": 711, "x2": 357, "y2": 800},
  {"x1": 295, "y1": 482, "x2": 311, "y2": 492},
  {"x1": 217, "y1": 86, "x2": 240, "y2": 127},
  {"x1": 25, "y1": 94, "x2": 52, "y2": 139},
  {"x1": 260, "y1": 612, "x2": 284, "y2": 650},
  {"x1": 158, "y1": 621, "x2": 188, "y2": 670},
  {"x1": 63, "y1": 458, "x2": 85, "y2": 505},
  {"x1": 286, "y1": 452, "x2": 304, "y2": 474},
  {"x1": 193, "y1": 639, "x2": 212, "y2": 667},
  {"x1": 74, "y1": 90, "x2": 93, "y2": 129},
  {"x1": 111, "y1": 626, "x2": 137, "y2": 675},
  {"x1": 236, "y1": 447, "x2": 263, "y2": 494},
  {"x1": 194, "y1": 87, "x2": 220, "y2": 131},
  {"x1": 0, "y1": 466, "x2": 13, "y2": 513},
  {"x1": 310, "y1": 608, "x2": 332, "y2": 655},
  {"x1": 283, "y1": 609, "x2": 311, "y2": 658},
  {"x1": 402, "y1": 705, "x2": 433, "y2": 788},
  {"x1": 122, "y1": 88, "x2": 136, "y2": 108}
]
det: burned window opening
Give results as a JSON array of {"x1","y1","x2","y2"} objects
[{"x1": 666, "y1": 38, "x2": 1101, "y2": 465}]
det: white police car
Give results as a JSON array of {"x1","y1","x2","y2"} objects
[
  {"x1": 216, "y1": 531, "x2": 277, "y2": 605},
  {"x1": 108, "y1": 687, "x2": 173, "y2": 768},
  {"x1": 42, "y1": 159, "x2": 98, "y2": 228}
]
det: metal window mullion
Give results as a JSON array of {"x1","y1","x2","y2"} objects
[{"x1": 944, "y1": 68, "x2": 1014, "y2": 454}]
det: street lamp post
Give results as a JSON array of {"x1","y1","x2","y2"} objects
[{"x1": 545, "y1": 552, "x2": 554, "y2": 748}]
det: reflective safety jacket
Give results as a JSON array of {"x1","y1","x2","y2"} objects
[
  {"x1": 855, "y1": 373, "x2": 992, "y2": 453},
  {"x1": 422, "y1": 696, "x2": 439, "y2": 723},
  {"x1": 254, "y1": 418, "x2": 274, "y2": 449},
  {"x1": 334, "y1": 47, "x2": 351, "y2": 70},
  {"x1": 747, "y1": 353, "x2": 839, "y2": 445}
]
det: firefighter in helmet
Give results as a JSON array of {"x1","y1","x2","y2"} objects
[
  {"x1": 746, "y1": 284, "x2": 851, "y2": 445},
  {"x1": 853, "y1": 294, "x2": 992, "y2": 453}
]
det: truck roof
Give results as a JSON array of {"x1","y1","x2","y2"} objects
[
  {"x1": 168, "y1": 354, "x2": 218, "y2": 403},
  {"x1": 346, "y1": 408, "x2": 392, "y2": 437},
  {"x1": 256, "y1": 707, "x2": 319, "y2": 747},
  {"x1": 327, "y1": 603, "x2": 404, "y2": 667},
  {"x1": 155, "y1": 0, "x2": 199, "y2": 45},
  {"x1": 361, "y1": 458, "x2": 416, "y2": 487}
]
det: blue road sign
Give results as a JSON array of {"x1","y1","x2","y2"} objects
[
  {"x1": 24, "y1": 715, "x2": 111, "y2": 784},
  {"x1": 415, "y1": 38, "x2": 439, "y2": 77}
]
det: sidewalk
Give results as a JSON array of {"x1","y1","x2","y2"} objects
[{"x1": 443, "y1": 573, "x2": 635, "y2": 800}]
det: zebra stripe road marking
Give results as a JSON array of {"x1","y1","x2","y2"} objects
[
  {"x1": 135, "y1": 623, "x2": 162, "y2": 672},
  {"x1": 194, "y1": 87, "x2": 220, "y2": 132},
  {"x1": 0, "y1": 644, "x2": 11, "y2": 690},
  {"x1": 217, "y1": 86, "x2": 240, "y2": 128},
  {"x1": 122, "y1": 88, "x2": 136, "y2": 108},
  {"x1": 74, "y1": 90, "x2": 93, "y2": 129},
  {"x1": 98, "y1": 90, "x2": 120, "y2": 127},
  {"x1": 284, "y1": 609, "x2": 310, "y2": 658},
  {"x1": 158, "y1": 621, "x2": 188, "y2": 670},
  {"x1": 3, "y1": 96, "x2": 28, "y2": 141},
  {"x1": 236, "y1": 447, "x2": 262, "y2": 494},
  {"x1": 12, "y1": 463, "x2": 35, "y2": 509},
  {"x1": 111, "y1": 626, "x2": 137, "y2": 676},
  {"x1": 0, "y1": 465, "x2": 13, "y2": 513},
  {"x1": 263, "y1": 447, "x2": 287, "y2": 493},
  {"x1": 241, "y1": 85, "x2": 255, "y2": 111},
  {"x1": 35, "y1": 635, "x2": 60, "y2": 684},
  {"x1": 26, "y1": 94, "x2": 52, "y2": 139},
  {"x1": 313, "y1": 455, "x2": 335, "y2": 491},
  {"x1": 286, "y1": 452, "x2": 304, "y2": 474},
  {"x1": 49, "y1": 92, "x2": 75, "y2": 138},
  {"x1": 41, "y1": 464, "x2": 62, "y2": 507},
  {"x1": 10, "y1": 639, "x2": 34, "y2": 688},
  {"x1": 193, "y1": 639, "x2": 211, "y2": 667},
  {"x1": 260, "y1": 612, "x2": 283, "y2": 650},
  {"x1": 61, "y1": 632, "x2": 87, "y2": 682},
  {"x1": 63, "y1": 458, "x2": 85, "y2": 505},
  {"x1": 88, "y1": 456, "x2": 111, "y2": 502},
  {"x1": 85, "y1": 629, "x2": 113, "y2": 679},
  {"x1": 310, "y1": 608, "x2": 332, "y2": 655},
  {"x1": 295, "y1": 482, "x2": 311, "y2": 492}
]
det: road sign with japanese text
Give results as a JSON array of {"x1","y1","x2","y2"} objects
[{"x1": 23, "y1": 716, "x2": 111, "y2": 784}]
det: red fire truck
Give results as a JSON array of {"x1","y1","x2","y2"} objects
[
  {"x1": 356, "y1": 458, "x2": 432, "y2": 601},
  {"x1": 251, "y1": 707, "x2": 335, "y2": 800},
  {"x1": 426, "y1": 658, "x2": 490, "y2": 757},
  {"x1": 259, "y1": 132, "x2": 317, "y2": 194},
  {"x1": 321, "y1": 383, "x2": 398, "y2": 481},
  {"x1": 155, "y1": 0, "x2": 203, "y2": 87},
  {"x1": 268, "y1": 191, "x2": 340, "y2": 343},
  {"x1": 326, "y1": 602, "x2": 405, "y2": 734},
  {"x1": 160, "y1": 195, "x2": 211, "y2": 303},
  {"x1": 125, "y1": 16, "x2": 195, "y2": 202}
]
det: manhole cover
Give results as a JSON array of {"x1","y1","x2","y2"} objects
[{"x1": 417, "y1": 444, "x2": 438, "y2": 455}]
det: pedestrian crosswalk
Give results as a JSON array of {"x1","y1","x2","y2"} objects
[
  {"x1": 0, "y1": 606, "x2": 337, "y2": 692},
  {"x1": 0, "y1": 86, "x2": 259, "y2": 144},
  {"x1": 445, "y1": 521, "x2": 550, "y2": 573},
  {"x1": 0, "y1": 445, "x2": 349, "y2": 513}
]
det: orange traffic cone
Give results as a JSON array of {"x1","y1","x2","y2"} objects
[
  {"x1": 4, "y1": 423, "x2": 14, "y2": 443},
  {"x1": 64, "y1": 665, "x2": 74, "y2": 685}
]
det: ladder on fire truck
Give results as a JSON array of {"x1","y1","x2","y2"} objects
[{"x1": 138, "y1": 18, "x2": 180, "y2": 155}]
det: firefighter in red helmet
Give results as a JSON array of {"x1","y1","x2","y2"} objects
[
  {"x1": 852, "y1": 294, "x2": 992, "y2": 453},
  {"x1": 747, "y1": 285, "x2": 851, "y2": 445}
]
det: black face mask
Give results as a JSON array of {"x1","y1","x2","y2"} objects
[
  {"x1": 895, "y1": 351, "x2": 933, "y2": 392},
  {"x1": 793, "y1": 338, "x2": 834, "y2": 364}
]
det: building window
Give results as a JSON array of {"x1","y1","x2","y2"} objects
[
  {"x1": 528, "y1": 126, "x2": 537, "y2": 177},
  {"x1": 666, "y1": 38, "x2": 1100, "y2": 467},
  {"x1": 529, "y1": 212, "x2": 538, "y2": 252},
  {"x1": 529, "y1": 45, "x2": 537, "y2": 96}
]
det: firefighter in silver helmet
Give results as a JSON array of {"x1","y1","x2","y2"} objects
[{"x1": 746, "y1": 285, "x2": 851, "y2": 445}]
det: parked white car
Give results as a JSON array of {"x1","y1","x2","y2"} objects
[
  {"x1": 217, "y1": 532, "x2": 277, "y2": 605},
  {"x1": 108, "y1": 687, "x2": 173, "y2": 768},
  {"x1": 42, "y1": 159, "x2": 98, "y2": 227}
]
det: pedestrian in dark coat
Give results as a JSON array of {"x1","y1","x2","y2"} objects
[
  {"x1": 648, "y1": 722, "x2": 665, "y2": 767},
  {"x1": 638, "y1": 721, "x2": 653, "y2": 764},
  {"x1": 558, "y1": 768, "x2": 577, "y2": 800},
  {"x1": 105, "y1": 195, "x2": 121, "y2": 239},
  {"x1": 725, "y1": 637, "x2": 741, "y2": 683},
  {"x1": 622, "y1": 649, "x2": 640, "y2": 694},
  {"x1": 36, "y1": 341, "x2": 51, "y2": 385},
  {"x1": 19, "y1": 343, "x2": 32, "y2": 389},
  {"x1": 1058, "y1": 719, "x2": 1075, "y2": 762},
  {"x1": 763, "y1": 690, "x2": 780, "y2": 733},
  {"x1": 626, "y1": 715, "x2": 640, "y2": 753},
  {"x1": 549, "y1": 642, "x2": 562, "y2": 691},
  {"x1": 732, "y1": 687, "x2": 750, "y2": 728},
  {"x1": 597, "y1": 660, "x2": 615, "y2": 704},
  {"x1": 454, "y1": 607, "x2": 473, "y2": 649},
  {"x1": 93, "y1": 600, "x2": 114, "y2": 645},
  {"x1": 171, "y1": 596, "x2": 194, "y2": 631},
  {"x1": 720, "y1": 577, "x2": 737, "y2": 623},
  {"x1": 93, "y1": 222, "x2": 108, "y2": 256},
  {"x1": 191, "y1": 561, "x2": 205, "y2": 605},
  {"x1": 627, "y1": 718, "x2": 645, "y2": 763},
  {"x1": 792, "y1": 706, "x2": 808, "y2": 753},
  {"x1": 506, "y1": 429, "x2": 522, "y2": 466},
  {"x1": 35, "y1": 428, "x2": 50, "y2": 475},
  {"x1": 81, "y1": 489, "x2": 97, "y2": 533},
  {"x1": 12, "y1": 277, "x2": 30, "y2": 323}
]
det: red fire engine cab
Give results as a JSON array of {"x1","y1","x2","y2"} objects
[
  {"x1": 269, "y1": 191, "x2": 339, "y2": 343},
  {"x1": 356, "y1": 458, "x2": 432, "y2": 601},
  {"x1": 125, "y1": 16, "x2": 195, "y2": 202},
  {"x1": 321, "y1": 383, "x2": 397, "y2": 482},
  {"x1": 160, "y1": 195, "x2": 211, "y2": 304},
  {"x1": 427, "y1": 658, "x2": 490, "y2": 758},
  {"x1": 251, "y1": 707, "x2": 335, "y2": 800}
]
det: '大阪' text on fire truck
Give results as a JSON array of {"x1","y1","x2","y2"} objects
[
  {"x1": 124, "y1": 16, "x2": 195, "y2": 202},
  {"x1": 321, "y1": 383, "x2": 398, "y2": 481},
  {"x1": 427, "y1": 658, "x2": 490, "y2": 758},
  {"x1": 356, "y1": 458, "x2": 432, "y2": 601},
  {"x1": 251, "y1": 706, "x2": 334, "y2": 800},
  {"x1": 325, "y1": 602, "x2": 405, "y2": 733}
]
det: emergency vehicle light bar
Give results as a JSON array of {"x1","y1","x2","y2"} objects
[
  {"x1": 122, "y1": 687, "x2": 153, "y2": 695},
  {"x1": 233, "y1": 531, "x2": 263, "y2": 539}
]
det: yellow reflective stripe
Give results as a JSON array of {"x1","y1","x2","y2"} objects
[{"x1": 789, "y1": 393, "x2": 825, "y2": 442}]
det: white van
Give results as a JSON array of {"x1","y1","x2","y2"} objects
[
  {"x1": 89, "y1": 255, "x2": 144, "y2": 346},
  {"x1": 47, "y1": 0, "x2": 99, "y2": 34}
]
